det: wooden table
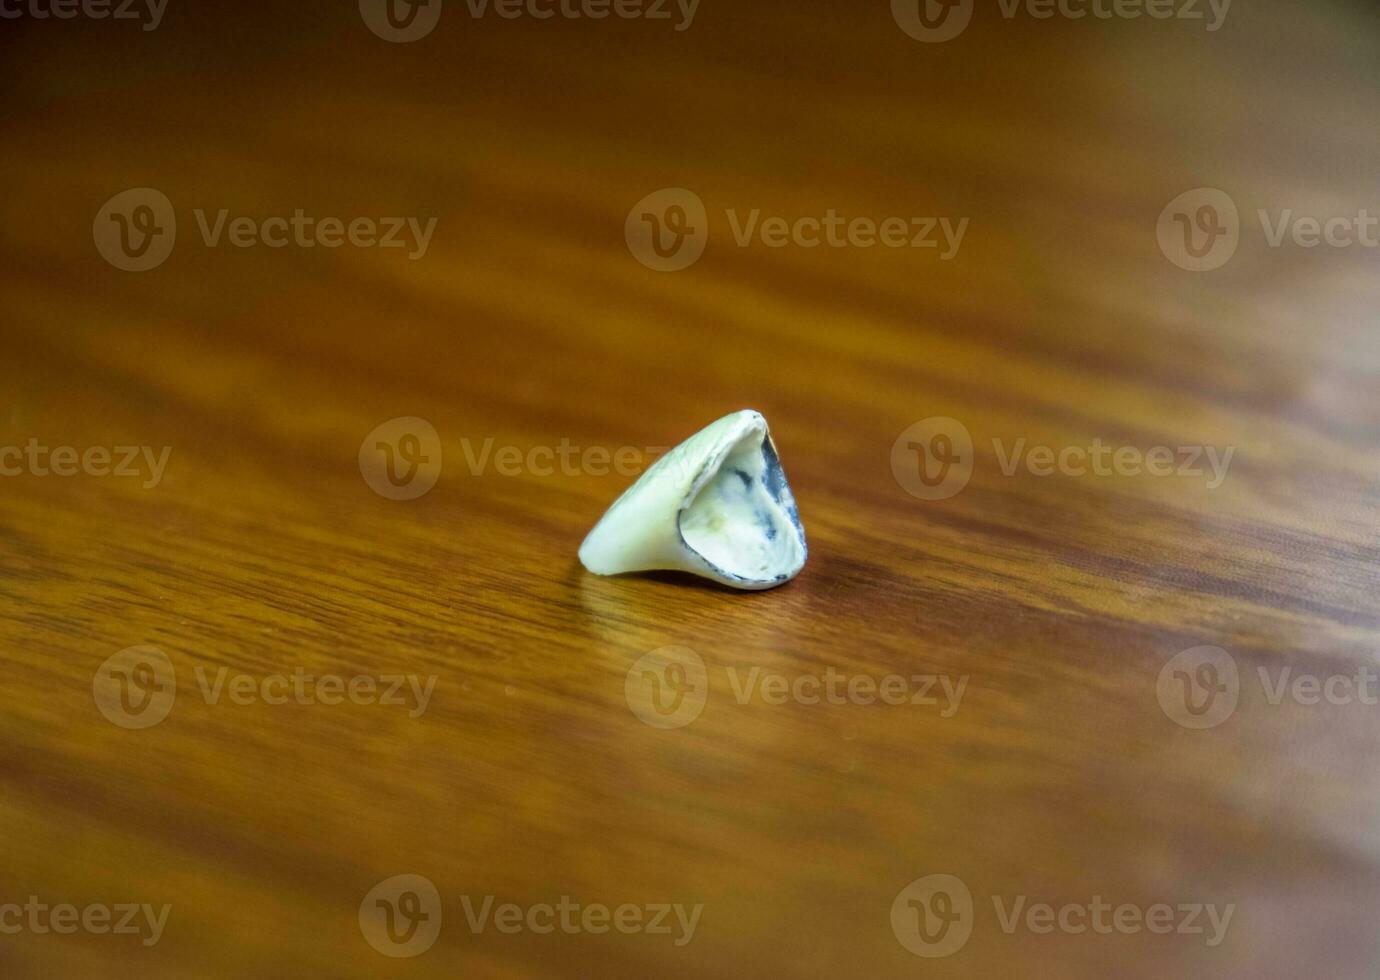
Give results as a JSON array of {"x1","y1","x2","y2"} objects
[{"x1": 2, "y1": 1, "x2": 1378, "y2": 976}]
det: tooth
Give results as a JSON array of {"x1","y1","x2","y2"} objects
[{"x1": 578, "y1": 410, "x2": 808, "y2": 590}]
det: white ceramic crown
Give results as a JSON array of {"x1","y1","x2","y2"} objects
[{"x1": 578, "y1": 410, "x2": 807, "y2": 590}]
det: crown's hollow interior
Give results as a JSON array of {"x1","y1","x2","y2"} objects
[{"x1": 678, "y1": 431, "x2": 805, "y2": 583}]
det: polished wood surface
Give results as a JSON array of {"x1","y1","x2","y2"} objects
[{"x1": 2, "y1": 1, "x2": 1379, "y2": 976}]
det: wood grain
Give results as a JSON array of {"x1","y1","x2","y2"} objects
[{"x1": 2, "y1": 1, "x2": 1379, "y2": 976}]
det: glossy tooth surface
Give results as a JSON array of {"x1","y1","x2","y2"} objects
[{"x1": 578, "y1": 410, "x2": 808, "y2": 590}]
